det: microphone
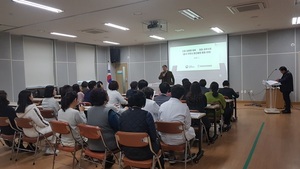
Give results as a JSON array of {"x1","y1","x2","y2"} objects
[{"x1": 267, "y1": 68, "x2": 277, "y2": 80}]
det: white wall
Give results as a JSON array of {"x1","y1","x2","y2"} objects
[{"x1": 75, "y1": 43, "x2": 96, "y2": 81}]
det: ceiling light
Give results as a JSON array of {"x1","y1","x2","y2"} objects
[
  {"x1": 104, "y1": 23, "x2": 129, "y2": 31},
  {"x1": 178, "y1": 9, "x2": 203, "y2": 20},
  {"x1": 149, "y1": 35, "x2": 165, "y2": 40},
  {"x1": 292, "y1": 17, "x2": 300, "y2": 25},
  {"x1": 103, "y1": 41, "x2": 120, "y2": 45},
  {"x1": 210, "y1": 27, "x2": 224, "y2": 33},
  {"x1": 12, "y1": 0, "x2": 63, "y2": 13},
  {"x1": 50, "y1": 32, "x2": 77, "y2": 38}
]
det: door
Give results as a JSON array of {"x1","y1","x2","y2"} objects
[{"x1": 114, "y1": 63, "x2": 128, "y2": 94}]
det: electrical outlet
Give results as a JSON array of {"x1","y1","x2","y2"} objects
[
  {"x1": 244, "y1": 90, "x2": 247, "y2": 93},
  {"x1": 240, "y1": 90, "x2": 244, "y2": 94},
  {"x1": 250, "y1": 90, "x2": 253, "y2": 93}
]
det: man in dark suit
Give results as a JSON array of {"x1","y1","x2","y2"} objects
[
  {"x1": 158, "y1": 65, "x2": 175, "y2": 85},
  {"x1": 276, "y1": 66, "x2": 293, "y2": 113}
]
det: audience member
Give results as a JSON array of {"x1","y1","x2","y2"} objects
[
  {"x1": 182, "y1": 81, "x2": 191, "y2": 100},
  {"x1": 138, "y1": 79, "x2": 148, "y2": 90},
  {"x1": 119, "y1": 91, "x2": 164, "y2": 168},
  {"x1": 186, "y1": 82, "x2": 212, "y2": 138},
  {"x1": 81, "y1": 81, "x2": 89, "y2": 94},
  {"x1": 16, "y1": 90, "x2": 56, "y2": 154},
  {"x1": 159, "y1": 84, "x2": 195, "y2": 145},
  {"x1": 142, "y1": 87, "x2": 160, "y2": 121},
  {"x1": 58, "y1": 91, "x2": 87, "y2": 147},
  {"x1": 83, "y1": 80, "x2": 97, "y2": 102},
  {"x1": 154, "y1": 82, "x2": 171, "y2": 106},
  {"x1": 42, "y1": 85, "x2": 60, "y2": 117},
  {"x1": 126, "y1": 81, "x2": 138, "y2": 99},
  {"x1": 107, "y1": 81, "x2": 128, "y2": 107},
  {"x1": 182, "y1": 78, "x2": 190, "y2": 85},
  {"x1": 72, "y1": 84, "x2": 84, "y2": 103},
  {"x1": 199, "y1": 79, "x2": 210, "y2": 94},
  {"x1": 218, "y1": 80, "x2": 239, "y2": 131},
  {"x1": 96, "y1": 81, "x2": 104, "y2": 89},
  {"x1": 87, "y1": 88, "x2": 119, "y2": 167},
  {"x1": 205, "y1": 82, "x2": 226, "y2": 128},
  {"x1": 60, "y1": 85, "x2": 72, "y2": 98}
]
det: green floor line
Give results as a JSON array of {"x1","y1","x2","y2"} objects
[{"x1": 243, "y1": 122, "x2": 265, "y2": 169}]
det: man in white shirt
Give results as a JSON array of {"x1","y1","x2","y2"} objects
[
  {"x1": 142, "y1": 87, "x2": 160, "y2": 121},
  {"x1": 159, "y1": 84, "x2": 195, "y2": 145}
]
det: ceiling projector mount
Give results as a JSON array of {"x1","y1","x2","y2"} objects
[{"x1": 142, "y1": 19, "x2": 168, "y2": 33}]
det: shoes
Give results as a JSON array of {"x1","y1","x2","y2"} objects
[
  {"x1": 281, "y1": 110, "x2": 291, "y2": 114},
  {"x1": 168, "y1": 156, "x2": 177, "y2": 164},
  {"x1": 45, "y1": 148, "x2": 59, "y2": 155},
  {"x1": 222, "y1": 125, "x2": 231, "y2": 132}
]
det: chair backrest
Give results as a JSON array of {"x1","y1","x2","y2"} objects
[
  {"x1": 155, "y1": 121, "x2": 184, "y2": 134},
  {"x1": 115, "y1": 131, "x2": 149, "y2": 148},
  {"x1": 81, "y1": 102, "x2": 91, "y2": 106},
  {"x1": 49, "y1": 120, "x2": 70, "y2": 134},
  {"x1": 190, "y1": 110, "x2": 199, "y2": 113},
  {"x1": 0, "y1": 117, "x2": 9, "y2": 127},
  {"x1": 14, "y1": 118, "x2": 34, "y2": 129},
  {"x1": 40, "y1": 109, "x2": 56, "y2": 119},
  {"x1": 180, "y1": 100, "x2": 186, "y2": 103},
  {"x1": 77, "y1": 123, "x2": 101, "y2": 140}
]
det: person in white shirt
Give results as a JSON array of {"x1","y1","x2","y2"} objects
[
  {"x1": 42, "y1": 85, "x2": 60, "y2": 117},
  {"x1": 16, "y1": 90, "x2": 56, "y2": 154},
  {"x1": 142, "y1": 87, "x2": 160, "y2": 121},
  {"x1": 159, "y1": 84, "x2": 195, "y2": 145},
  {"x1": 107, "y1": 81, "x2": 128, "y2": 113},
  {"x1": 58, "y1": 91, "x2": 87, "y2": 147}
]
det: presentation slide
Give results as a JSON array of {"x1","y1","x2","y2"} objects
[{"x1": 169, "y1": 35, "x2": 228, "y2": 86}]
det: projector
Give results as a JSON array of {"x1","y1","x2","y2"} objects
[{"x1": 147, "y1": 20, "x2": 162, "y2": 29}]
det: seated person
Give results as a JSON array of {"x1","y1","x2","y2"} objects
[
  {"x1": 126, "y1": 81, "x2": 138, "y2": 99},
  {"x1": 96, "y1": 81, "x2": 104, "y2": 89},
  {"x1": 182, "y1": 81, "x2": 191, "y2": 100},
  {"x1": 137, "y1": 79, "x2": 148, "y2": 90},
  {"x1": 119, "y1": 91, "x2": 164, "y2": 168},
  {"x1": 186, "y1": 82, "x2": 212, "y2": 138},
  {"x1": 0, "y1": 90, "x2": 18, "y2": 147},
  {"x1": 83, "y1": 80, "x2": 97, "y2": 102},
  {"x1": 107, "y1": 81, "x2": 128, "y2": 107},
  {"x1": 154, "y1": 82, "x2": 171, "y2": 106},
  {"x1": 159, "y1": 84, "x2": 195, "y2": 145},
  {"x1": 205, "y1": 82, "x2": 226, "y2": 129},
  {"x1": 42, "y1": 85, "x2": 60, "y2": 117},
  {"x1": 72, "y1": 84, "x2": 84, "y2": 103},
  {"x1": 60, "y1": 85, "x2": 72, "y2": 98},
  {"x1": 218, "y1": 80, "x2": 239, "y2": 131},
  {"x1": 87, "y1": 88, "x2": 119, "y2": 167},
  {"x1": 16, "y1": 90, "x2": 56, "y2": 154},
  {"x1": 81, "y1": 81, "x2": 89, "y2": 94},
  {"x1": 199, "y1": 79, "x2": 210, "y2": 94},
  {"x1": 142, "y1": 87, "x2": 160, "y2": 121},
  {"x1": 58, "y1": 92, "x2": 87, "y2": 147}
]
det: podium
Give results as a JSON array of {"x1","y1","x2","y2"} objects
[
  {"x1": 266, "y1": 88, "x2": 284, "y2": 109},
  {"x1": 263, "y1": 80, "x2": 281, "y2": 114}
]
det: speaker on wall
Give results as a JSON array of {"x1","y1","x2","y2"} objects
[{"x1": 110, "y1": 47, "x2": 120, "y2": 63}]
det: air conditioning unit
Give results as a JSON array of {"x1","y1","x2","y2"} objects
[{"x1": 227, "y1": 2, "x2": 266, "y2": 14}]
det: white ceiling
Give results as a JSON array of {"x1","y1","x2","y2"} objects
[{"x1": 1, "y1": 0, "x2": 300, "y2": 46}]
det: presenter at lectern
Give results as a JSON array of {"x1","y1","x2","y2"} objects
[
  {"x1": 276, "y1": 66, "x2": 293, "y2": 113},
  {"x1": 158, "y1": 65, "x2": 175, "y2": 85}
]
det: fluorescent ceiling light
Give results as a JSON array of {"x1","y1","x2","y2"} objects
[
  {"x1": 178, "y1": 9, "x2": 203, "y2": 20},
  {"x1": 292, "y1": 17, "x2": 300, "y2": 25},
  {"x1": 104, "y1": 23, "x2": 129, "y2": 31},
  {"x1": 50, "y1": 32, "x2": 77, "y2": 38},
  {"x1": 12, "y1": 0, "x2": 63, "y2": 13},
  {"x1": 210, "y1": 27, "x2": 224, "y2": 33},
  {"x1": 103, "y1": 41, "x2": 120, "y2": 45},
  {"x1": 149, "y1": 35, "x2": 165, "y2": 40}
]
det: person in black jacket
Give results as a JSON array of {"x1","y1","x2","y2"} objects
[
  {"x1": 158, "y1": 65, "x2": 175, "y2": 85},
  {"x1": 119, "y1": 91, "x2": 164, "y2": 168},
  {"x1": 276, "y1": 66, "x2": 294, "y2": 113}
]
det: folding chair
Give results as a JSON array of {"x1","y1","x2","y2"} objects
[
  {"x1": 0, "y1": 117, "x2": 18, "y2": 160},
  {"x1": 81, "y1": 102, "x2": 92, "y2": 106},
  {"x1": 115, "y1": 131, "x2": 162, "y2": 169},
  {"x1": 40, "y1": 109, "x2": 57, "y2": 120},
  {"x1": 49, "y1": 120, "x2": 82, "y2": 169},
  {"x1": 77, "y1": 124, "x2": 119, "y2": 168},
  {"x1": 14, "y1": 117, "x2": 53, "y2": 165},
  {"x1": 155, "y1": 121, "x2": 193, "y2": 169}
]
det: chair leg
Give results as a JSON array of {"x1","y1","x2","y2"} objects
[
  {"x1": 15, "y1": 133, "x2": 22, "y2": 162},
  {"x1": 184, "y1": 142, "x2": 187, "y2": 169},
  {"x1": 33, "y1": 139, "x2": 40, "y2": 165},
  {"x1": 10, "y1": 133, "x2": 17, "y2": 161},
  {"x1": 52, "y1": 143, "x2": 58, "y2": 169},
  {"x1": 78, "y1": 148, "x2": 83, "y2": 169}
]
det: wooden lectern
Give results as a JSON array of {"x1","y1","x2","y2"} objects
[
  {"x1": 265, "y1": 88, "x2": 284, "y2": 109},
  {"x1": 263, "y1": 80, "x2": 282, "y2": 113}
]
